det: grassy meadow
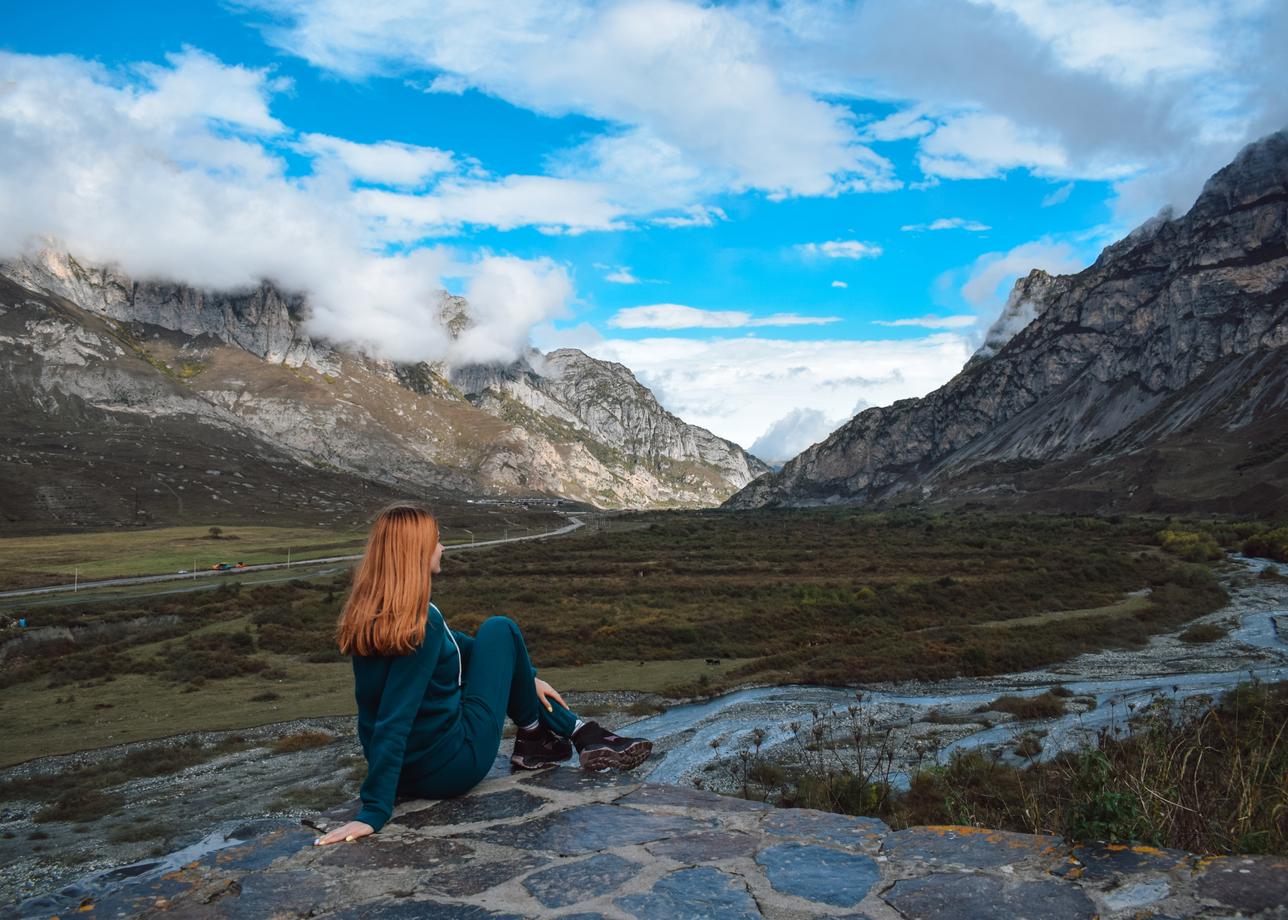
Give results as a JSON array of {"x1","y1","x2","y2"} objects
[
  {"x1": 0, "y1": 525, "x2": 369, "y2": 590},
  {"x1": 0, "y1": 505, "x2": 575, "y2": 590},
  {"x1": 0, "y1": 509, "x2": 1254, "y2": 764}
]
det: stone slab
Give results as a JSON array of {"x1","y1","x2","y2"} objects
[
  {"x1": 213, "y1": 869, "x2": 329, "y2": 919},
  {"x1": 755, "y1": 841, "x2": 881, "y2": 907},
  {"x1": 518, "y1": 767, "x2": 641, "y2": 793},
  {"x1": 1057, "y1": 842, "x2": 1193, "y2": 883},
  {"x1": 317, "y1": 836, "x2": 474, "y2": 871},
  {"x1": 522, "y1": 853, "x2": 641, "y2": 908},
  {"x1": 883, "y1": 872, "x2": 1097, "y2": 920},
  {"x1": 1195, "y1": 854, "x2": 1288, "y2": 915},
  {"x1": 614, "y1": 866, "x2": 761, "y2": 920},
  {"x1": 392, "y1": 788, "x2": 549, "y2": 829},
  {"x1": 881, "y1": 825, "x2": 1063, "y2": 871},
  {"x1": 423, "y1": 854, "x2": 548, "y2": 897},
  {"x1": 761, "y1": 807, "x2": 888, "y2": 854},
  {"x1": 325, "y1": 899, "x2": 526, "y2": 919},
  {"x1": 1100, "y1": 879, "x2": 1171, "y2": 912},
  {"x1": 463, "y1": 802, "x2": 707, "y2": 856},
  {"x1": 618, "y1": 783, "x2": 770, "y2": 812},
  {"x1": 645, "y1": 830, "x2": 761, "y2": 862}
]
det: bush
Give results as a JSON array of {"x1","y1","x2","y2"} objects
[
  {"x1": 1014, "y1": 734, "x2": 1043, "y2": 758},
  {"x1": 1157, "y1": 529, "x2": 1223, "y2": 562},
  {"x1": 35, "y1": 789, "x2": 124, "y2": 824},
  {"x1": 1064, "y1": 749, "x2": 1149, "y2": 844},
  {"x1": 271, "y1": 731, "x2": 335, "y2": 753},
  {"x1": 1179, "y1": 622, "x2": 1228, "y2": 644},
  {"x1": 1244, "y1": 527, "x2": 1288, "y2": 563},
  {"x1": 982, "y1": 691, "x2": 1067, "y2": 719}
]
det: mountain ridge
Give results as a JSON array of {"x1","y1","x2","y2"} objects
[
  {"x1": 0, "y1": 251, "x2": 768, "y2": 529},
  {"x1": 725, "y1": 129, "x2": 1288, "y2": 515}
]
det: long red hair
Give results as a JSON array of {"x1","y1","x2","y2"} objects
[{"x1": 337, "y1": 502, "x2": 439, "y2": 656}]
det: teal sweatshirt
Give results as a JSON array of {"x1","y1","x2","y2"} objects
[{"x1": 351, "y1": 602, "x2": 535, "y2": 831}]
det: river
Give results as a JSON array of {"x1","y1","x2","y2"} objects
[{"x1": 627, "y1": 555, "x2": 1287, "y2": 789}]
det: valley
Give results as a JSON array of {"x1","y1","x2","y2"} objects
[{"x1": 1, "y1": 512, "x2": 1283, "y2": 905}]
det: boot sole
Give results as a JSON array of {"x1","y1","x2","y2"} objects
[
  {"x1": 510, "y1": 754, "x2": 570, "y2": 770},
  {"x1": 578, "y1": 739, "x2": 653, "y2": 772}
]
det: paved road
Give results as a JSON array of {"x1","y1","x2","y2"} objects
[{"x1": 0, "y1": 514, "x2": 586, "y2": 600}]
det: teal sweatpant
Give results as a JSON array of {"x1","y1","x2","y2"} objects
[{"x1": 399, "y1": 616, "x2": 579, "y2": 798}]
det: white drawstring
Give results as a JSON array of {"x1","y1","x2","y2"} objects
[{"x1": 432, "y1": 603, "x2": 463, "y2": 687}]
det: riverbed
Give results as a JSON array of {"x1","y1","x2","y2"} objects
[{"x1": 627, "y1": 555, "x2": 1287, "y2": 790}]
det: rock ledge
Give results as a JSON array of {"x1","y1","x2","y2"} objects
[{"x1": 15, "y1": 766, "x2": 1287, "y2": 918}]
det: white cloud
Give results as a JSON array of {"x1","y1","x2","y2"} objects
[
  {"x1": 650, "y1": 205, "x2": 728, "y2": 228},
  {"x1": 609, "y1": 304, "x2": 841, "y2": 330},
  {"x1": 918, "y1": 112, "x2": 1139, "y2": 182},
  {"x1": 901, "y1": 217, "x2": 991, "y2": 232},
  {"x1": 421, "y1": 73, "x2": 470, "y2": 94},
  {"x1": 983, "y1": 0, "x2": 1223, "y2": 86},
  {"x1": 243, "y1": 0, "x2": 1288, "y2": 228},
  {"x1": 541, "y1": 331, "x2": 974, "y2": 447},
  {"x1": 299, "y1": 133, "x2": 455, "y2": 186},
  {"x1": 604, "y1": 266, "x2": 640, "y2": 284},
  {"x1": 452, "y1": 256, "x2": 574, "y2": 364},
  {"x1": 756, "y1": 0, "x2": 1285, "y2": 224},
  {"x1": 831, "y1": 280, "x2": 848, "y2": 288},
  {"x1": 958, "y1": 238, "x2": 1088, "y2": 326},
  {"x1": 352, "y1": 175, "x2": 627, "y2": 236},
  {"x1": 799, "y1": 240, "x2": 883, "y2": 260},
  {"x1": 749, "y1": 407, "x2": 845, "y2": 462},
  {"x1": 250, "y1": 0, "x2": 897, "y2": 200},
  {"x1": 873, "y1": 314, "x2": 978, "y2": 329},
  {"x1": 859, "y1": 105, "x2": 936, "y2": 141},
  {"x1": 1041, "y1": 182, "x2": 1074, "y2": 207},
  {"x1": 131, "y1": 47, "x2": 288, "y2": 133},
  {"x1": 0, "y1": 48, "x2": 571, "y2": 365}
]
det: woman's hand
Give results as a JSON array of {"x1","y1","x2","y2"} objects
[
  {"x1": 313, "y1": 820, "x2": 374, "y2": 846},
  {"x1": 535, "y1": 677, "x2": 566, "y2": 713}
]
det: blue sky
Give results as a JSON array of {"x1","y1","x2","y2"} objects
[{"x1": 2, "y1": 1, "x2": 1283, "y2": 459}]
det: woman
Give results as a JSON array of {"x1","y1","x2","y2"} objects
[{"x1": 314, "y1": 502, "x2": 652, "y2": 846}]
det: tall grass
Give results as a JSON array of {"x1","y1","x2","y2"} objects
[{"x1": 738, "y1": 681, "x2": 1288, "y2": 855}]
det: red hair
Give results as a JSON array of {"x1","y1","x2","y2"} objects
[{"x1": 337, "y1": 503, "x2": 439, "y2": 656}]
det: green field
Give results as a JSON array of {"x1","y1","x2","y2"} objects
[
  {"x1": 0, "y1": 509, "x2": 1235, "y2": 764},
  {"x1": 0, "y1": 507, "x2": 577, "y2": 590},
  {"x1": 0, "y1": 525, "x2": 370, "y2": 590}
]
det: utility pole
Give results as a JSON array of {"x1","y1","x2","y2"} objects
[
  {"x1": 287, "y1": 546, "x2": 292, "y2": 569},
  {"x1": 74, "y1": 567, "x2": 78, "y2": 592}
]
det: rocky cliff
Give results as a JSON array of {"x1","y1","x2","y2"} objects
[
  {"x1": 0, "y1": 252, "x2": 766, "y2": 528},
  {"x1": 449, "y1": 348, "x2": 768, "y2": 496},
  {"x1": 726, "y1": 129, "x2": 1288, "y2": 515}
]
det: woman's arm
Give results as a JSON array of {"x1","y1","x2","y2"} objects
[
  {"x1": 352, "y1": 647, "x2": 435, "y2": 833},
  {"x1": 450, "y1": 628, "x2": 474, "y2": 672}
]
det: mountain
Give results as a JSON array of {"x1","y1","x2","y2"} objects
[
  {"x1": 726, "y1": 129, "x2": 1288, "y2": 515},
  {"x1": 0, "y1": 251, "x2": 768, "y2": 531}
]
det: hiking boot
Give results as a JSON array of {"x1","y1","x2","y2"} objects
[
  {"x1": 510, "y1": 724, "x2": 573, "y2": 770},
  {"x1": 572, "y1": 721, "x2": 653, "y2": 772}
]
